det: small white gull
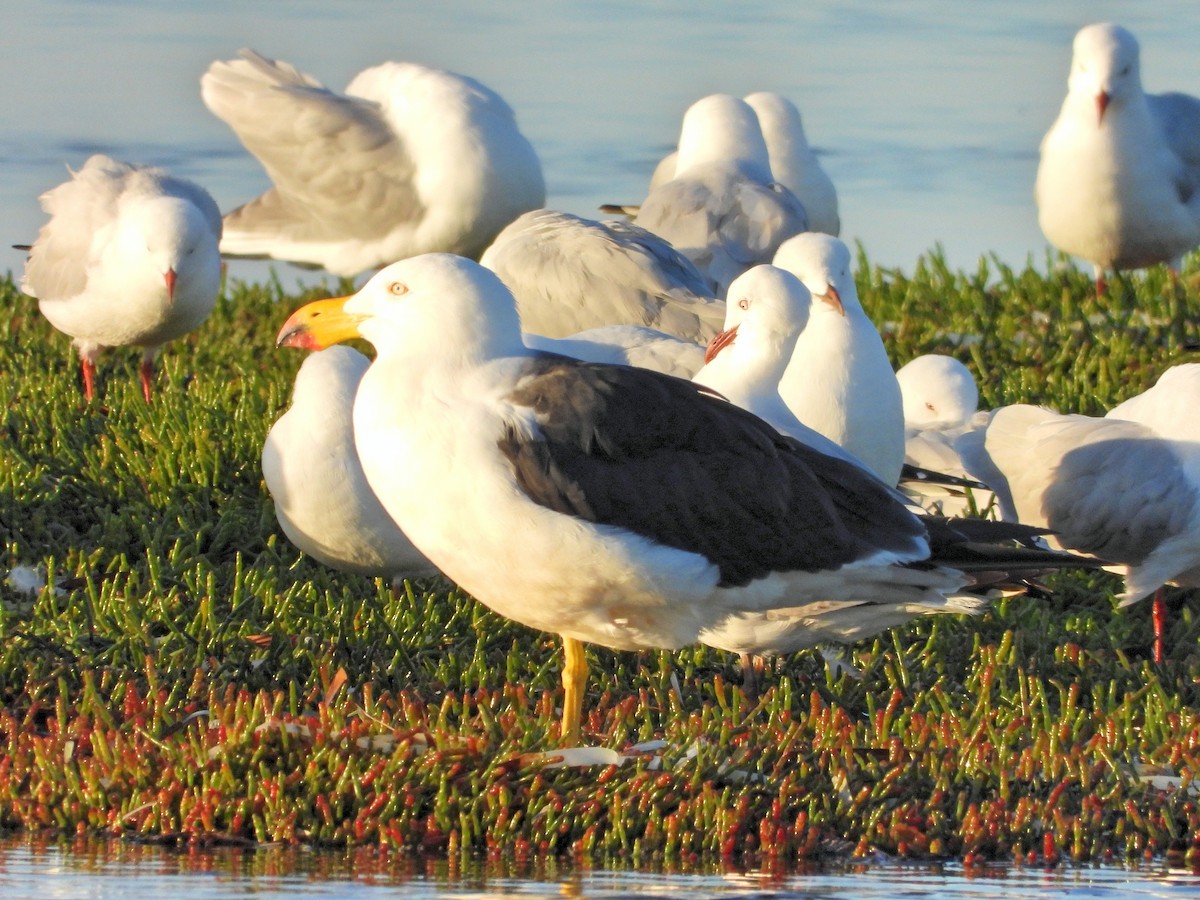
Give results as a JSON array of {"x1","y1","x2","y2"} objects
[
  {"x1": 957, "y1": 364, "x2": 1200, "y2": 662},
  {"x1": 262, "y1": 345, "x2": 437, "y2": 580},
  {"x1": 18, "y1": 154, "x2": 222, "y2": 403},
  {"x1": 1036, "y1": 23, "x2": 1200, "y2": 291},
  {"x1": 692, "y1": 266, "x2": 988, "y2": 660},
  {"x1": 896, "y1": 354, "x2": 991, "y2": 515},
  {"x1": 604, "y1": 92, "x2": 839, "y2": 239},
  {"x1": 743, "y1": 92, "x2": 840, "y2": 237},
  {"x1": 201, "y1": 50, "x2": 545, "y2": 277},
  {"x1": 275, "y1": 253, "x2": 1063, "y2": 740},
  {"x1": 481, "y1": 208, "x2": 723, "y2": 343},
  {"x1": 632, "y1": 94, "x2": 809, "y2": 297},
  {"x1": 772, "y1": 233, "x2": 906, "y2": 486}
]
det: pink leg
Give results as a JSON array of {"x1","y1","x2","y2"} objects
[
  {"x1": 139, "y1": 356, "x2": 155, "y2": 403},
  {"x1": 81, "y1": 357, "x2": 97, "y2": 401},
  {"x1": 1095, "y1": 272, "x2": 1108, "y2": 298},
  {"x1": 1153, "y1": 588, "x2": 1166, "y2": 666}
]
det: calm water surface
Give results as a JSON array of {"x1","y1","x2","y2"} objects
[
  {"x1": 1, "y1": 837, "x2": 1199, "y2": 899},
  {"x1": 2, "y1": 1, "x2": 1200, "y2": 285}
]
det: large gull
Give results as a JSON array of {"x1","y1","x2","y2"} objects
[
  {"x1": 481, "y1": 208, "x2": 723, "y2": 343},
  {"x1": 957, "y1": 364, "x2": 1200, "y2": 662},
  {"x1": 772, "y1": 233, "x2": 906, "y2": 486},
  {"x1": 277, "y1": 253, "x2": 1093, "y2": 741},
  {"x1": 262, "y1": 345, "x2": 437, "y2": 580},
  {"x1": 17, "y1": 154, "x2": 222, "y2": 403},
  {"x1": 632, "y1": 94, "x2": 809, "y2": 297},
  {"x1": 1036, "y1": 23, "x2": 1200, "y2": 292},
  {"x1": 201, "y1": 50, "x2": 545, "y2": 276}
]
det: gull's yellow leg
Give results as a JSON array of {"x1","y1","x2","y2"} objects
[{"x1": 560, "y1": 636, "x2": 587, "y2": 745}]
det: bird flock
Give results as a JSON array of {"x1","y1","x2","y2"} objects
[{"x1": 13, "y1": 22, "x2": 1200, "y2": 742}]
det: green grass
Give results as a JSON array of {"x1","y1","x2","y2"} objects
[{"x1": 3, "y1": 251, "x2": 1200, "y2": 866}]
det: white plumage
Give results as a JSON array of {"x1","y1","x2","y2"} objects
[
  {"x1": 1036, "y1": 23, "x2": 1200, "y2": 284},
  {"x1": 772, "y1": 233, "x2": 906, "y2": 485},
  {"x1": 262, "y1": 346, "x2": 436, "y2": 580},
  {"x1": 201, "y1": 50, "x2": 545, "y2": 276},
  {"x1": 20, "y1": 154, "x2": 222, "y2": 402}
]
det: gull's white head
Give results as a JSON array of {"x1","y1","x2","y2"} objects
[
  {"x1": 277, "y1": 253, "x2": 526, "y2": 363},
  {"x1": 743, "y1": 92, "x2": 808, "y2": 160},
  {"x1": 703, "y1": 264, "x2": 812, "y2": 371},
  {"x1": 1068, "y1": 23, "x2": 1142, "y2": 125},
  {"x1": 117, "y1": 195, "x2": 220, "y2": 303},
  {"x1": 772, "y1": 232, "x2": 855, "y2": 316},
  {"x1": 896, "y1": 354, "x2": 979, "y2": 429},
  {"x1": 675, "y1": 94, "x2": 772, "y2": 180}
]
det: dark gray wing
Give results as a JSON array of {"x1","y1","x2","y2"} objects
[{"x1": 497, "y1": 355, "x2": 928, "y2": 587}]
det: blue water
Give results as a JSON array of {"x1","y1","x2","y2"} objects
[
  {"x1": 1, "y1": 838, "x2": 1198, "y2": 899},
  {"x1": 2, "y1": 1, "x2": 1199, "y2": 285}
]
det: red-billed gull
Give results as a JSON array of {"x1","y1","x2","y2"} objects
[
  {"x1": 772, "y1": 233, "x2": 905, "y2": 486},
  {"x1": 743, "y1": 92, "x2": 840, "y2": 237},
  {"x1": 1036, "y1": 23, "x2": 1200, "y2": 291},
  {"x1": 896, "y1": 354, "x2": 991, "y2": 515},
  {"x1": 18, "y1": 154, "x2": 222, "y2": 403},
  {"x1": 957, "y1": 364, "x2": 1200, "y2": 662},
  {"x1": 201, "y1": 50, "x2": 545, "y2": 277}
]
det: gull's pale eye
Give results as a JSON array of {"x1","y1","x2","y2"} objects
[
  {"x1": 388, "y1": 281, "x2": 409, "y2": 296},
  {"x1": 737, "y1": 298, "x2": 749, "y2": 310}
]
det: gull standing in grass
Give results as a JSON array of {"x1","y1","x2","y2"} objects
[
  {"x1": 273, "y1": 253, "x2": 1076, "y2": 742},
  {"x1": 772, "y1": 233, "x2": 906, "y2": 486},
  {"x1": 481, "y1": 208, "x2": 724, "y2": 343},
  {"x1": 201, "y1": 50, "x2": 545, "y2": 277},
  {"x1": 263, "y1": 345, "x2": 437, "y2": 580},
  {"x1": 957, "y1": 364, "x2": 1200, "y2": 664},
  {"x1": 17, "y1": 154, "x2": 222, "y2": 403},
  {"x1": 1035, "y1": 23, "x2": 1200, "y2": 294},
  {"x1": 632, "y1": 94, "x2": 809, "y2": 297},
  {"x1": 691, "y1": 266, "x2": 988, "y2": 664}
]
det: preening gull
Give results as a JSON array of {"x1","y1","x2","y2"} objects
[
  {"x1": 275, "y1": 253, "x2": 1072, "y2": 741},
  {"x1": 772, "y1": 233, "x2": 906, "y2": 486},
  {"x1": 262, "y1": 345, "x2": 437, "y2": 580},
  {"x1": 201, "y1": 50, "x2": 545, "y2": 276},
  {"x1": 481, "y1": 208, "x2": 723, "y2": 343},
  {"x1": 17, "y1": 154, "x2": 222, "y2": 403},
  {"x1": 1036, "y1": 23, "x2": 1200, "y2": 291},
  {"x1": 632, "y1": 94, "x2": 809, "y2": 297}
]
